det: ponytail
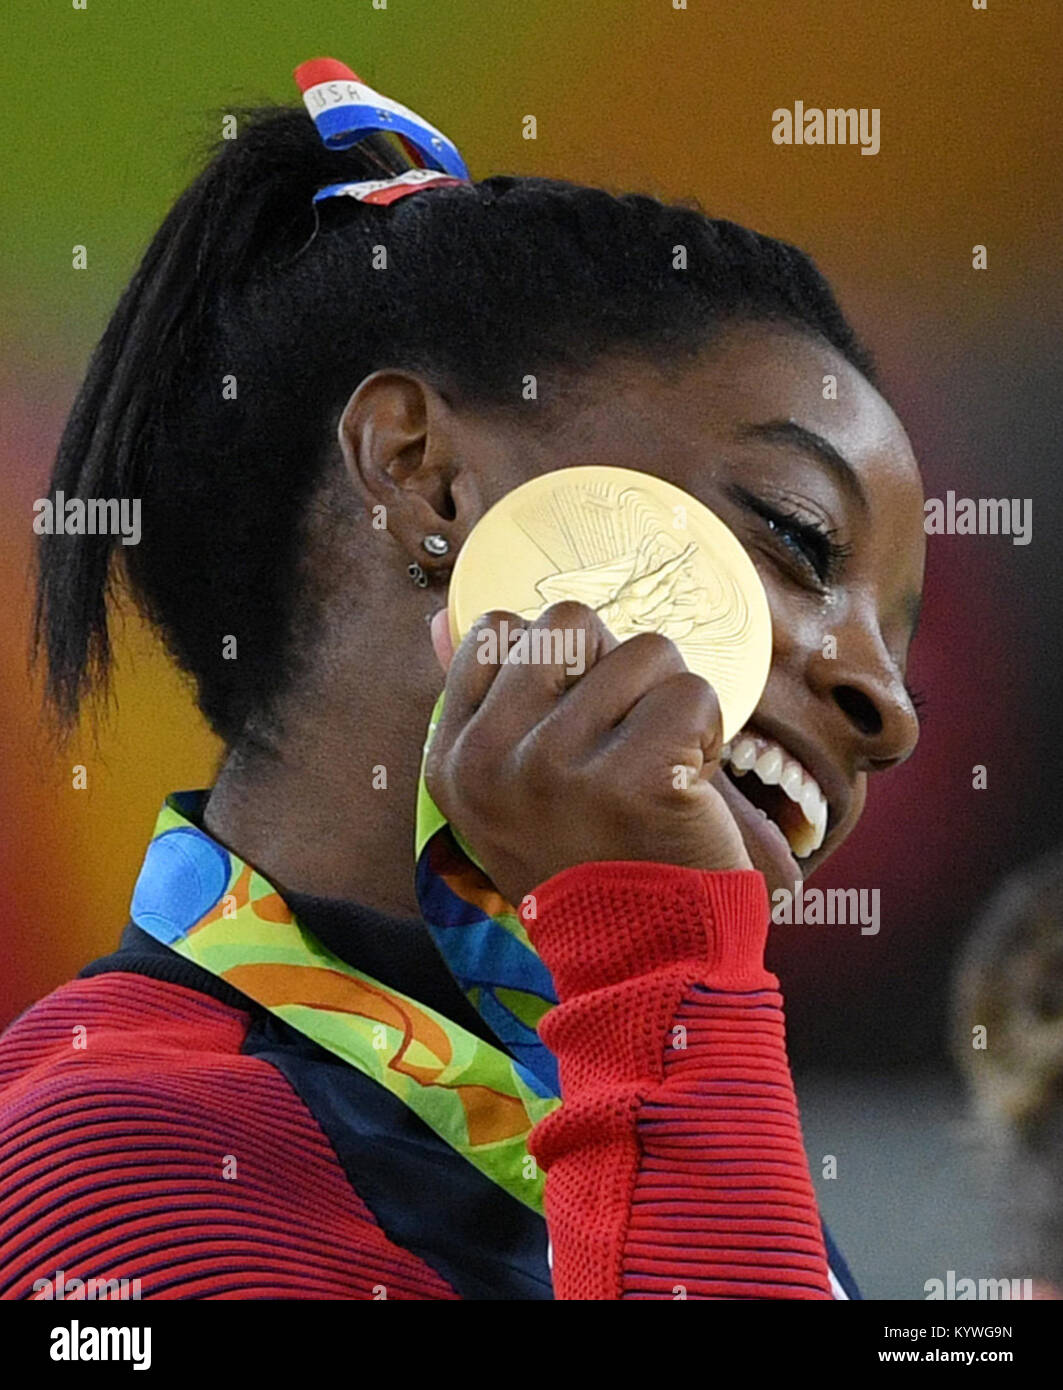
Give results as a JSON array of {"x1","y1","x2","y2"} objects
[
  {"x1": 35, "y1": 111, "x2": 409, "y2": 738},
  {"x1": 36, "y1": 102, "x2": 873, "y2": 745}
]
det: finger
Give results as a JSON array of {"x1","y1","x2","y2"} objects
[
  {"x1": 537, "y1": 630, "x2": 692, "y2": 748},
  {"x1": 476, "y1": 601, "x2": 618, "y2": 733},
  {"x1": 432, "y1": 609, "x2": 525, "y2": 748},
  {"x1": 611, "y1": 669, "x2": 724, "y2": 773},
  {"x1": 430, "y1": 607, "x2": 454, "y2": 672}
]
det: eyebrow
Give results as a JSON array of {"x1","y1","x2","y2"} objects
[{"x1": 734, "y1": 419, "x2": 870, "y2": 514}]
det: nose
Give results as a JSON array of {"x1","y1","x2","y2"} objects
[{"x1": 808, "y1": 624, "x2": 921, "y2": 772}]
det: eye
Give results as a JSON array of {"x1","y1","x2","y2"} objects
[{"x1": 730, "y1": 487, "x2": 850, "y2": 585}]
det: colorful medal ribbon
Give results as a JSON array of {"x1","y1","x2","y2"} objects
[
  {"x1": 130, "y1": 791, "x2": 557, "y2": 1212},
  {"x1": 129, "y1": 766, "x2": 850, "y2": 1293},
  {"x1": 414, "y1": 691, "x2": 561, "y2": 1092}
]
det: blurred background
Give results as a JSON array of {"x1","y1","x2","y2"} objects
[{"x1": 3, "y1": 0, "x2": 1061, "y2": 1298}]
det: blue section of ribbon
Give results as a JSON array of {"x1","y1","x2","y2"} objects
[
  {"x1": 436, "y1": 917, "x2": 557, "y2": 997},
  {"x1": 477, "y1": 993, "x2": 559, "y2": 1096},
  {"x1": 130, "y1": 827, "x2": 230, "y2": 944},
  {"x1": 508, "y1": 1051, "x2": 557, "y2": 1101},
  {"x1": 309, "y1": 98, "x2": 469, "y2": 178},
  {"x1": 415, "y1": 845, "x2": 561, "y2": 1095}
]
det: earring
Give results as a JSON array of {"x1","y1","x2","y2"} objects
[
  {"x1": 407, "y1": 562, "x2": 429, "y2": 588},
  {"x1": 422, "y1": 533, "x2": 450, "y2": 557}
]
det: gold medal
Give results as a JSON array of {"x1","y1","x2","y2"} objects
[{"x1": 447, "y1": 466, "x2": 772, "y2": 743}]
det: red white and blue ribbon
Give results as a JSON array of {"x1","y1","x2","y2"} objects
[
  {"x1": 311, "y1": 167, "x2": 468, "y2": 207},
  {"x1": 295, "y1": 57, "x2": 470, "y2": 198}
]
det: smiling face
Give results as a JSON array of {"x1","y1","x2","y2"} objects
[{"x1": 478, "y1": 320, "x2": 926, "y2": 893}]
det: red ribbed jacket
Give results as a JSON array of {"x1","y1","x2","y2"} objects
[{"x1": 0, "y1": 862, "x2": 833, "y2": 1299}]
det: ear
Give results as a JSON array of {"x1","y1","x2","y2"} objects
[{"x1": 337, "y1": 370, "x2": 484, "y2": 577}]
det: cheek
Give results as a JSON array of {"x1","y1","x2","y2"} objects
[{"x1": 756, "y1": 569, "x2": 823, "y2": 666}]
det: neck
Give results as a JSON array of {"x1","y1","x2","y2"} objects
[
  {"x1": 203, "y1": 700, "x2": 434, "y2": 920},
  {"x1": 200, "y1": 713, "x2": 505, "y2": 1045}
]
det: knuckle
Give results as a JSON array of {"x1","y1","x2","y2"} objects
[
  {"x1": 536, "y1": 600, "x2": 599, "y2": 631},
  {"x1": 619, "y1": 630, "x2": 685, "y2": 669},
  {"x1": 669, "y1": 669, "x2": 720, "y2": 712},
  {"x1": 614, "y1": 631, "x2": 689, "y2": 678},
  {"x1": 468, "y1": 609, "x2": 525, "y2": 639},
  {"x1": 664, "y1": 672, "x2": 722, "y2": 742},
  {"x1": 464, "y1": 611, "x2": 528, "y2": 653}
]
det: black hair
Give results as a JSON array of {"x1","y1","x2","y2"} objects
[{"x1": 35, "y1": 104, "x2": 876, "y2": 747}]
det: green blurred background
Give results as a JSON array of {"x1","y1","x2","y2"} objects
[{"x1": 3, "y1": 0, "x2": 1062, "y2": 1297}]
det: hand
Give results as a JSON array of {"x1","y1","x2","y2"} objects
[{"x1": 425, "y1": 601, "x2": 752, "y2": 909}]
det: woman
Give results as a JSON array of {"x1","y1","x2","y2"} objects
[{"x1": 0, "y1": 58, "x2": 924, "y2": 1300}]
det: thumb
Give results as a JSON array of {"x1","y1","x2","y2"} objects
[{"x1": 430, "y1": 607, "x2": 455, "y2": 672}]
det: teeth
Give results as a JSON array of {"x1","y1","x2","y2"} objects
[
  {"x1": 789, "y1": 821, "x2": 817, "y2": 860},
  {"x1": 811, "y1": 800, "x2": 828, "y2": 853},
  {"x1": 781, "y1": 762, "x2": 804, "y2": 799},
  {"x1": 730, "y1": 737, "x2": 757, "y2": 773},
  {"x1": 720, "y1": 727, "x2": 831, "y2": 860},
  {"x1": 754, "y1": 748, "x2": 783, "y2": 784},
  {"x1": 800, "y1": 783, "x2": 821, "y2": 824}
]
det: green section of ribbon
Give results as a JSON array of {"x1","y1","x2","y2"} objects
[
  {"x1": 147, "y1": 794, "x2": 557, "y2": 1213},
  {"x1": 415, "y1": 691, "x2": 450, "y2": 860}
]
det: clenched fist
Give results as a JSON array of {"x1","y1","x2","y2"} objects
[{"x1": 425, "y1": 601, "x2": 751, "y2": 909}]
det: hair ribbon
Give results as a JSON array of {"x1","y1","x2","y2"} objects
[{"x1": 294, "y1": 57, "x2": 470, "y2": 206}]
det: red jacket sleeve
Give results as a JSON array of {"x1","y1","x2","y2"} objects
[{"x1": 524, "y1": 861, "x2": 832, "y2": 1300}]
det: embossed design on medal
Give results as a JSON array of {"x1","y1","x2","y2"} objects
[
  {"x1": 513, "y1": 479, "x2": 753, "y2": 698},
  {"x1": 448, "y1": 466, "x2": 771, "y2": 741}
]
